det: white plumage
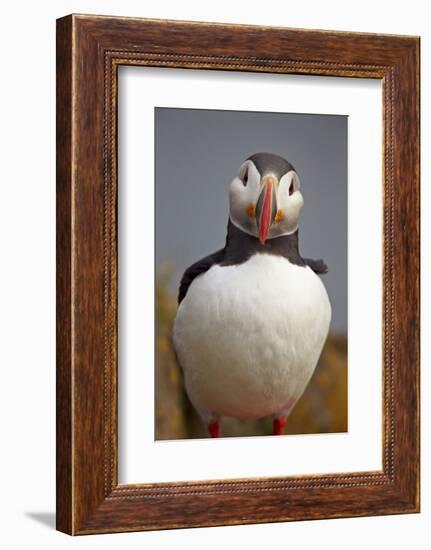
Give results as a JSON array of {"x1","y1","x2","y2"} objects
[{"x1": 173, "y1": 252, "x2": 331, "y2": 422}]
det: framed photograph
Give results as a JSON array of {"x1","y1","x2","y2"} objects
[{"x1": 56, "y1": 14, "x2": 420, "y2": 534}]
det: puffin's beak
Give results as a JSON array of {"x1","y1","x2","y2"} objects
[{"x1": 255, "y1": 175, "x2": 278, "y2": 244}]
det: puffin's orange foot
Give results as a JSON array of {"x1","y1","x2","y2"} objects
[
  {"x1": 273, "y1": 416, "x2": 287, "y2": 436},
  {"x1": 208, "y1": 420, "x2": 220, "y2": 438}
]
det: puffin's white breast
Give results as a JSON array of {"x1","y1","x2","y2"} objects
[{"x1": 173, "y1": 253, "x2": 331, "y2": 421}]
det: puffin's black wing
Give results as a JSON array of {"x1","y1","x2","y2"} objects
[
  {"x1": 178, "y1": 249, "x2": 225, "y2": 304},
  {"x1": 303, "y1": 257, "x2": 328, "y2": 275}
]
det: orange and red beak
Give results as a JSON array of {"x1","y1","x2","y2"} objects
[{"x1": 255, "y1": 175, "x2": 278, "y2": 245}]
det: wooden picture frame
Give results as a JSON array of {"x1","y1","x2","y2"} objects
[{"x1": 56, "y1": 14, "x2": 420, "y2": 535}]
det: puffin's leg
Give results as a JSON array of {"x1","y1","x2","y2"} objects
[
  {"x1": 273, "y1": 416, "x2": 287, "y2": 436},
  {"x1": 208, "y1": 417, "x2": 221, "y2": 438}
]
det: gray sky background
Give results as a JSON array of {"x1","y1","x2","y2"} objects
[{"x1": 155, "y1": 108, "x2": 347, "y2": 334}]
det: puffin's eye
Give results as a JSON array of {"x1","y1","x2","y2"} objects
[
  {"x1": 289, "y1": 181, "x2": 295, "y2": 195},
  {"x1": 241, "y1": 167, "x2": 249, "y2": 186}
]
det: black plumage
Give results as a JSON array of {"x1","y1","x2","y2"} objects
[{"x1": 178, "y1": 220, "x2": 327, "y2": 304}]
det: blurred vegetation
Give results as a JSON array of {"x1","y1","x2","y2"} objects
[{"x1": 155, "y1": 268, "x2": 347, "y2": 440}]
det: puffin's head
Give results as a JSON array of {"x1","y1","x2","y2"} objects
[{"x1": 229, "y1": 152, "x2": 304, "y2": 244}]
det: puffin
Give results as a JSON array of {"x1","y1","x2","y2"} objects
[{"x1": 173, "y1": 153, "x2": 331, "y2": 437}]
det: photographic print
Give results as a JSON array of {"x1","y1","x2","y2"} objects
[
  {"x1": 155, "y1": 107, "x2": 347, "y2": 440},
  {"x1": 57, "y1": 15, "x2": 419, "y2": 533}
]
